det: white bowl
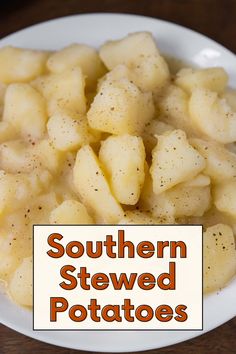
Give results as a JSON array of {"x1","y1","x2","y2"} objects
[{"x1": 0, "y1": 13, "x2": 236, "y2": 352}]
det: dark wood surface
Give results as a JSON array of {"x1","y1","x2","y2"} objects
[{"x1": 0, "y1": 0, "x2": 235, "y2": 353}]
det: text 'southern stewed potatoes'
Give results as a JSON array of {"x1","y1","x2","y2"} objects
[{"x1": 0, "y1": 32, "x2": 236, "y2": 307}]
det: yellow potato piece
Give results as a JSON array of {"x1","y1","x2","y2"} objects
[
  {"x1": 3, "y1": 83, "x2": 47, "y2": 140},
  {"x1": 47, "y1": 44, "x2": 106, "y2": 90},
  {"x1": 99, "y1": 134, "x2": 146, "y2": 205},
  {"x1": 175, "y1": 67, "x2": 228, "y2": 94},
  {"x1": 189, "y1": 88, "x2": 236, "y2": 143},
  {"x1": 8, "y1": 257, "x2": 33, "y2": 307},
  {"x1": 0, "y1": 46, "x2": 48, "y2": 83},
  {"x1": 87, "y1": 78, "x2": 154, "y2": 135},
  {"x1": 204, "y1": 224, "x2": 236, "y2": 293},
  {"x1": 99, "y1": 32, "x2": 159, "y2": 69},
  {"x1": 191, "y1": 138, "x2": 236, "y2": 183},
  {"x1": 150, "y1": 129, "x2": 205, "y2": 194},
  {"x1": 50, "y1": 200, "x2": 93, "y2": 224},
  {"x1": 73, "y1": 145, "x2": 124, "y2": 223}
]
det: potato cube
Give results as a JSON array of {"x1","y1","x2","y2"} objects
[
  {"x1": 175, "y1": 67, "x2": 228, "y2": 94},
  {"x1": 204, "y1": 224, "x2": 236, "y2": 293},
  {"x1": 150, "y1": 129, "x2": 205, "y2": 194},
  {"x1": 139, "y1": 168, "x2": 175, "y2": 220},
  {"x1": 0, "y1": 169, "x2": 52, "y2": 216},
  {"x1": 8, "y1": 257, "x2": 32, "y2": 307},
  {"x1": 3, "y1": 83, "x2": 47, "y2": 140},
  {"x1": 166, "y1": 183, "x2": 211, "y2": 217},
  {"x1": 214, "y1": 181, "x2": 236, "y2": 217},
  {"x1": 99, "y1": 134, "x2": 145, "y2": 205},
  {"x1": 47, "y1": 44, "x2": 106, "y2": 90},
  {"x1": 189, "y1": 88, "x2": 236, "y2": 144},
  {"x1": 129, "y1": 54, "x2": 170, "y2": 92},
  {"x1": 99, "y1": 32, "x2": 159, "y2": 69},
  {"x1": 0, "y1": 140, "x2": 39, "y2": 173},
  {"x1": 36, "y1": 139, "x2": 65, "y2": 174},
  {"x1": 47, "y1": 113, "x2": 90, "y2": 151},
  {"x1": 49, "y1": 200, "x2": 93, "y2": 224},
  {"x1": 73, "y1": 145, "x2": 124, "y2": 223},
  {"x1": 87, "y1": 78, "x2": 154, "y2": 135},
  {"x1": 156, "y1": 85, "x2": 196, "y2": 136},
  {"x1": 140, "y1": 168, "x2": 210, "y2": 218},
  {"x1": 0, "y1": 46, "x2": 48, "y2": 84},
  {"x1": 142, "y1": 119, "x2": 174, "y2": 155},
  {"x1": 191, "y1": 138, "x2": 236, "y2": 183},
  {"x1": 37, "y1": 66, "x2": 86, "y2": 115}
]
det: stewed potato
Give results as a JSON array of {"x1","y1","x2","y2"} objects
[
  {"x1": 99, "y1": 32, "x2": 159, "y2": 69},
  {"x1": 191, "y1": 138, "x2": 236, "y2": 183},
  {"x1": 150, "y1": 129, "x2": 205, "y2": 194},
  {"x1": 0, "y1": 31, "x2": 236, "y2": 308},
  {"x1": 0, "y1": 46, "x2": 48, "y2": 83},
  {"x1": 175, "y1": 67, "x2": 228, "y2": 94},
  {"x1": 214, "y1": 181, "x2": 236, "y2": 218},
  {"x1": 99, "y1": 134, "x2": 145, "y2": 205},
  {"x1": 47, "y1": 44, "x2": 106, "y2": 90},
  {"x1": 49, "y1": 200, "x2": 94, "y2": 224},
  {"x1": 155, "y1": 84, "x2": 196, "y2": 136},
  {"x1": 204, "y1": 224, "x2": 236, "y2": 293},
  {"x1": 3, "y1": 83, "x2": 47, "y2": 140},
  {"x1": 73, "y1": 145, "x2": 124, "y2": 223},
  {"x1": 87, "y1": 77, "x2": 154, "y2": 135},
  {"x1": 189, "y1": 88, "x2": 236, "y2": 143},
  {"x1": 8, "y1": 257, "x2": 33, "y2": 307}
]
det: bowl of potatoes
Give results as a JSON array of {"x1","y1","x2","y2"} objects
[{"x1": 0, "y1": 13, "x2": 236, "y2": 352}]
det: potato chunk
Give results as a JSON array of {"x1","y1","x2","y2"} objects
[
  {"x1": 87, "y1": 78, "x2": 154, "y2": 135},
  {"x1": 0, "y1": 169, "x2": 52, "y2": 216},
  {"x1": 49, "y1": 200, "x2": 93, "y2": 224},
  {"x1": 189, "y1": 88, "x2": 236, "y2": 143},
  {"x1": 142, "y1": 119, "x2": 174, "y2": 155},
  {"x1": 191, "y1": 138, "x2": 236, "y2": 183},
  {"x1": 99, "y1": 32, "x2": 159, "y2": 70},
  {"x1": 0, "y1": 46, "x2": 48, "y2": 84},
  {"x1": 0, "y1": 140, "x2": 39, "y2": 173},
  {"x1": 214, "y1": 181, "x2": 236, "y2": 217},
  {"x1": 150, "y1": 129, "x2": 205, "y2": 194},
  {"x1": 204, "y1": 224, "x2": 236, "y2": 293},
  {"x1": 166, "y1": 183, "x2": 211, "y2": 218},
  {"x1": 36, "y1": 139, "x2": 65, "y2": 174},
  {"x1": 8, "y1": 257, "x2": 32, "y2": 307},
  {"x1": 156, "y1": 85, "x2": 196, "y2": 136},
  {"x1": 99, "y1": 135, "x2": 145, "y2": 205},
  {"x1": 47, "y1": 113, "x2": 90, "y2": 151},
  {"x1": 129, "y1": 54, "x2": 170, "y2": 92},
  {"x1": 175, "y1": 67, "x2": 228, "y2": 94},
  {"x1": 139, "y1": 168, "x2": 175, "y2": 220},
  {"x1": 141, "y1": 169, "x2": 210, "y2": 218},
  {"x1": 3, "y1": 83, "x2": 47, "y2": 140},
  {"x1": 36, "y1": 66, "x2": 86, "y2": 115},
  {"x1": 73, "y1": 145, "x2": 123, "y2": 223},
  {"x1": 47, "y1": 44, "x2": 105, "y2": 90},
  {"x1": 102, "y1": 54, "x2": 169, "y2": 92}
]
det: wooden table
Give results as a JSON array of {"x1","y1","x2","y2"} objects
[{"x1": 0, "y1": 0, "x2": 235, "y2": 353}]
